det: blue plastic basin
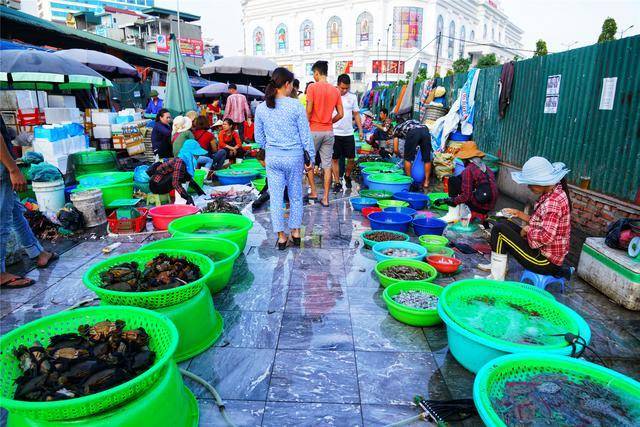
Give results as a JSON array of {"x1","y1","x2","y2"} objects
[
  {"x1": 350, "y1": 197, "x2": 378, "y2": 211},
  {"x1": 412, "y1": 217, "x2": 447, "y2": 236},
  {"x1": 372, "y1": 241, "x2": 427, "y2": 262},
  {"x1": 383, "y1": 206, "x2": 417, "y2": 218},
  {"x1": 367, "y1": 174, "x2": 413, "y2": 193},
  {"x1": 367, "y1": 211, "x2": 413, "y2": 233},
  {"x1": 392, "y1": 191, "x2": 431, "y2": 210},
  {"x1": 216, "y1": 172, "x2": 259, "y2": 185}
]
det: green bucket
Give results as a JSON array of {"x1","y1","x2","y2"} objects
[
  {"x1": 418, "y1": 234, "x2": 450, "y2": 252},
  {"x1": 138, "y1": 237, "x2": 240, "y2": 294},
  {"x1": 428, "y1": 192, "x2": 449, "y2": 211},
  {"x1": 377, "y1": 199, "x2": 409, "y2": 209},
  {"x1": 374, "y1": 259, "x2": 438, "y2": 288},
  {"x1": 71, "y1": 151, "x2": 118, "y2": 176},
  {"x1": 76, "y1": 172, "x2": 134, "y2": 207},
  {"x1": 6, "y1": 363, "x2": 198, "y2": 427},
  {"x1": 361, "y1": 230, "x2": 410, "y2": 249},
  {"x1": 382, "y1": 281, "x2": 443, "y2": 326},
  {"x1": 188, "y1": 169, "x2": 206, "y2": 193},
  {"x1": 359, "y1": 189, "x2": 394, "y2": 200},
  {"x1": 0, "y1": 306, "x2": 178, "y2": 422},
  {"x1": 473, "y1": 353, "x2": 640, "y2": 427},
  {"x1": 168, "y1": 213, "x2": 253, "y2": 252},
  {"x1": 83, "y1": 249, "x2": 215, "y2": 310}
]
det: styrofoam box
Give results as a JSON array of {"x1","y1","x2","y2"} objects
[
  {"x1": 0, "y1": 91, "x2": 19, "y2": 110},
  {"x1": 44, "y1": 154, "x2": 69, "y2": 174},
  {"x1": 93, "y1": 125, "x2": 112, "y2": 139},
  {"x1": 15, "y1": 90, "x2": 48, "y2": 109},
  {"x1": 33, "y1": 138, "x2": 67, "y2": 157},
  {"x1": 111, "y1": 123, "x2": 123, "y2": 134},
  {"x1": 44, "y1": 108, "x2": 81, "y2": 124},
  {"x1": 92, "y1": 111, "x2": 117, "y2": 125},
  {"x1": 47, "y1": 95, "x2": 76, "y2": 108}
]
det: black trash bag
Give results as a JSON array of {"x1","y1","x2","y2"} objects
[
  {"x1": 57, "y1": 203, "x2": 85, "y2": 232},
  {"x1": 604, "y1": 218, "x2": 640, "y2": 250}
]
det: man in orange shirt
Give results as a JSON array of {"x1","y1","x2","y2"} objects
[{"x1": 306, "y1": 60, "x2": 343, "y2": 207}]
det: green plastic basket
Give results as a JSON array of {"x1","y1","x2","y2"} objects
[
  {"x1": 168, "y1": 213, "x2": 253, "y2": 252},
  {"x1": 428, "y1": 192, "x2": 449, "y2": 211},
  {"x1": 377, "y1": 199, "x2": 410, "y2": 209},
  {"x1": 361, "y1": 230, "x2": 410, "y2": 249},
  {"x1": 138, "y1": 237, "x2": 240, "y2": 294},
  {"x1": 473, "y1": 353, "x2": 640, "y2": 427},
  {"x1": 359, "y1": 190, "x2": 394, "y2": 200},
  {"x1": 0, "y1": 306, "x2": 178, "y2": 421},
  {"x1": 382, "y1": 281, "x2": 443, "y2": 326},
  {"x1": 418, "y1": 234, "x2": 450, "y2": 252},
  {"x1": 83, "y1": 249, "x2": 215, "y2": 309},
  {"x1": 374, "y1": 259, "x2": 438, "y2": 288},
  {"x1": 71, "y1": 151, "x2": 118, "y2": 176},
  {"x1": 427, "y1": 246, "x2": 455, "y2": 258},
  {"x1": 76, "y1": 172, "x2": 134, "y2": 207}
]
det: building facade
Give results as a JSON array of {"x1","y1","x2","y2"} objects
[
  {"x1": 36, "y1": 0, "x2": 153, "y2": 23},
  {"x1": 242, "y1": 0, "x2": 523, "y2": 90}
]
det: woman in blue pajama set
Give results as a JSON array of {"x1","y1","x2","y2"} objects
[{"x1": 255, "y1": 67, "x2": 315, "y2": 250}]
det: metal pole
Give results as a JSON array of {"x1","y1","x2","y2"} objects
[
  {"x1": 176, "y1": 0, "x2": 181, "y2": 41},
  {"x1": 385, "y1": 24, "x2": 391, "y2": 82},
  {"x1": 620, "y1": 24, "x2": 634, "y2": 38},
  {"x1": 434, "y1": 32, "x2": 441, "y2": 78},
  {"x1": 376, "y1": 39, "x2": 380, "y2": 82}
]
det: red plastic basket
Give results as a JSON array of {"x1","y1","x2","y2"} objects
[
  {"x1": 17, "y1": 108, "x2": 45, "y2": 126},
  {"x1": 107, "y1": 208, "x2": 149, "y2": 234}
]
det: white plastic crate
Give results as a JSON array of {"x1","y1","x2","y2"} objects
[{"x1": 44, "y1": 108, "x2": 81, "y2": 124}]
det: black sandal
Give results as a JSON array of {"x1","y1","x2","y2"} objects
[
  {"x1": 0, "y1": 275, "x2": 35, "y2": 289},
  {"x1": 276, "y1": 239, "x2": 288, "y2": 251},
  {"x1": 291, "y1": 236, "x2": 301, "y2": 247}
]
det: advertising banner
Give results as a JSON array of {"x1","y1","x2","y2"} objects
[
  {"x1": 156, "y1": 35, "x2": 204, "y2": 58},
  {"x1": 372, "y1": 60, "x2": 405, "y2": 74}
]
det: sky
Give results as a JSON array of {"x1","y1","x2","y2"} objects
[{"x1": 21, "y1": 0, "x2": 640, "y2": 56}]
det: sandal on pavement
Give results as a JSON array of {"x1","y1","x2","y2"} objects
[
  {"x1": 0, "y1": 275, "x2": 35, "y2": 289},
  {"x1": 36, "y1": 252, "x2": 59, "y2": 269}
]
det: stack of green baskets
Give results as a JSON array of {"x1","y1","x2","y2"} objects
[
  {"x1": 0, "y1": 306, "x2": 194, "y2": 426},
  {"x1": 75, "y1": 171, "x2": 134, "y2": 207}
]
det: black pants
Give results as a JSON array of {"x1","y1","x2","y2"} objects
[
  {"x1": 448, "y1": 175, "x2": 463, "y2": 197},
  {"x1": 490, "y1": 220, "x2": 561, "y2": 276},
  {"x1": 404, "y1": 127, "x2": 431, "y2": 162},
  {"x1": 149, "y1": 175, "x2": 173, "y2": 194}
]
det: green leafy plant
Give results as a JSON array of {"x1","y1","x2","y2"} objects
[
  {"x1": 598, "y1": 17, "x2": 617, "y2": 43},
  {"x1": 452, "y1": 58, "x2": 471, "y2": 74},
  {"x1": 476, "y1": 53, "x2": 499, "y2": 68},
  {"x1": 534, "y1": 39, "x2": 548, "y2": 56}
]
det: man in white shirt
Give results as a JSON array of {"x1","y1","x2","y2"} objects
[{"x1": 332, "y1": 74, "x2": 363, "y2": 190}]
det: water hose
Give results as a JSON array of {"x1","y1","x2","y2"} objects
[
  {"x1": 383, "y1": 413, "x2": 434, "y2": 426},
  {"x1": 180, "y1": 368, "x2": 236, "y2": 427}
]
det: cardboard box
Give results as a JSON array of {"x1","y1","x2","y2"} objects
[{"x1": 112, "y1": 135, "x2": 126, "y2": 149}]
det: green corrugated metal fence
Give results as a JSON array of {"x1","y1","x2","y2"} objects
[{"x1": 436, "y1": 35, "x2": 640, "y2": 202}]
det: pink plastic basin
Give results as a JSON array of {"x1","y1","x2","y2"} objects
[{"x1": 149, "y1": 204, "x2": 200, "y2": 230}]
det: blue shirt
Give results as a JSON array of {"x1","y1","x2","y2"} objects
[
  {"x1": 254, "y1": 97, "x2": 314, "y2": 158},
  {"x1": 145, "y1": 98, "x2": 163, "y2": 115}
]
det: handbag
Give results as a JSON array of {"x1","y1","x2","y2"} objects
[{"x1": 304, "y1": 150, "x2": 311, "y2": 167}]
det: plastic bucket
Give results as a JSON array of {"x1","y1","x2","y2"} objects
[
  {"x1": 350, "y1": 197, "x2": 378, "y2": 211},
  {"x1": 377, "y1": 199, "x2": 409, "y2": 209},
  {"x1": 76, "y1": 172, "x2": 134, "y2": 207},
  {"x1": 372, "y1": 241, "x2": 427, "y2": 262},
  {"x1": 361, "y1": 230, "x2": 410, "y2": 249},
  {"x1": 32, "y1": 179, "x2": 65, "y2": 214},
  {"x1": 418, "y1": 234, "x2": 450, "y2": 252},
  {"x1": 168, "y1": 213, "x2": 254, "y2": 252},
  {"x1": 367, "y1": 173, "x2": 413, "y2": 193},
  {"x1": 367, "y1": 211, "x2": 413, "y2": 233},
  {"x1": 382, "y1": 281, "x2": 443, "y2": 326},
  {"x1": 215, "y1": 169, "x2": 259, "y2": 185},
  {"x1": 148, "y1": 204, "x2": 200, "y2": 231},
  {"x1": 392, "y1": 191, "x2": 431, "y2": 210},
  {"x1": 412, "y1": 217, "x2": 448, "y2": 236},
  {"x1": 70, "y1": 188, "x2": 107, "y2": 227},
  {"x1": 138, "y1": 236, "x2": 240, "y2": 294}
]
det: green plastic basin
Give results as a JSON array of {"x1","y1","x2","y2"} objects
[
  {"x1": 368, "y1": 174, "x2": 413, "y2": 184},
  {"x1": 358, "y1": 162, "x2": 398, "y2": 170},
  {"x1": 229, "y1": 162, "x2": 265, "y2": 172},
  {"x1": 428, "y1": 192, "x2": 449, "y2": 211},
  {"x1": 71, "y1": 151, "x2": 118, "y2": 177},
  {"x1": 252, "y1": 178, "x2": 266, "y2": 192},
  {"x1": 168, "y1": 213, "x2": 253, "y2": 252},
  {"x1": 0, "y1": 306, "x2": 178, "y2": 422},
  {"x1": 7, "y1": 363, "x2": 198, "y2": 427},
  {"x1": 360, "y1": 230, "x2": 410, "y2": 249},
  {"x1": 374, "y1": 259, "x2": 438, "y2": 288},
  {"x1": 382, "y1": 281, "x2": 443, "y2": 326},
  {"x1": 359, "y1": 189, "x2": 394, "y2": 200},
  {"x1": 418, "y1": 234, "x2": 450, "y2": 252},
  {"x1": 138, "y1": 236, "x2": 240, "y2": 294},
  {"x1": 76, "y1": 172, "x2": 134, "y2": 207},
  {"x1": 377, "y1": 199, "x2": 409, "y2": 209},
  {"x1": 188, "y1": 169, "x2": 205, "y2": 193}
]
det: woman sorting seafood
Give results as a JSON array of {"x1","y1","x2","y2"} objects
[{"x1": 478, "y1": 156, "x2": 572, "y2": 281}]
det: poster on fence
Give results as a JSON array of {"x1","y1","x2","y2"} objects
[
  {"x1": 544, "y1": 74, "x2": 561, "y2": 114},
  {"x1": 599, "y1": 77, "x2": 617, "y2": 110}
]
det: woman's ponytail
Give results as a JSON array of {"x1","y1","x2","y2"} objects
[
  {"x1": 560, "y1": 177, "x2": 572, "y2": 212},
  {"x1": 264, "y1": 67, "x2": 294, "y2": 109}
]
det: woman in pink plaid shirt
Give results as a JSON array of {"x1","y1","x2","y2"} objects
[{"x1": 478, "y1": 156, "x2": 572, "y2": 281}]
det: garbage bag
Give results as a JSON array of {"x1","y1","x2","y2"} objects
[
  {"x1": 57, "y1": 203, "x2": 85, "y2": 232},
  {"x1": 29, "y1": 162, "x2": 63, "y2": 182},
  {"x1": 134, "y1": 165, "x2": 150, "y2": 183},
  {"x1": 21, "y1": 151, "x2": 44, "y2": 165}
]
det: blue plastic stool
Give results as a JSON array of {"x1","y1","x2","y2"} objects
[{"x1": 520, "y1": 269, "x2": 572, "y2": 293}]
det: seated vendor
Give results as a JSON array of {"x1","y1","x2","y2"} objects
[
  {"x1": 218, "y1": 118, "x2": 244, "y2": 164},
  {"x1": 478, "y1": 156, "x2": 572, "y2": 281},
  {"x1": 434, "y1": 142, "x2": 498, "y2": 223},
  {"x1": 147, "y1": 140, "x2": 206, "y2": 206},
  {"x1": 370, "y1": 108, "x2": 393, "y2": 150}
]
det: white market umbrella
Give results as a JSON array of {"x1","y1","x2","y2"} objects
[
  {"x1": 53, "y1": 49, "x2": 138, "y2": 78},
  {"x1": 200, "y1": 55, "x2": 277, "y2": 76}
]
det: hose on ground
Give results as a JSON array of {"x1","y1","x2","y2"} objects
[{"x1": 180, "y1": 368, "x2": 236, "y2": 427}]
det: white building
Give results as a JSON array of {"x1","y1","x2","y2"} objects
[
  {"x1": 242, "y1": 0, "x2": 523, "y2": 91},
  {"x1": 36, "y1": 0, "x2": 153, "y2": 23}
]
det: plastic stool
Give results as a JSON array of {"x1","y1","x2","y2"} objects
[
  {"x1": 146, "y1": 193, "x2": 171, "y2": 207},
  {"x1": 520, "y1": 268, "x2": 573, "y2": 293}
]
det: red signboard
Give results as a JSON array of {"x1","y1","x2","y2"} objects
[
  {"x1": 156, "y1": 35, "x2": 204, "y2": 58},
  {"x1": 372, "y1": 60, "x2": 405, "y2": 74}
]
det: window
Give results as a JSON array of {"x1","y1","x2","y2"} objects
[
  {"x1": 353, "y1": 72, "x2": 365, "y2": 81},
  {"x1": 470, "y1": 30, "x2": 475, "y2": 41},
  {"x1": 492, "y1": 28, "x2": 495, "y2": 40},
  {"x1": 253, "y1": 26, "x2": 264, "y2": 55},
  {"x1": 483, "y1": 24, "x2": 487, "y2": 39},
  {"x1": 275, "y1": 23, "x2": 288, "y2": 53},
  {"x1": 499, "y1": 31, "x2": 502, "y2": 41},
  {"x1": 459, "y1": 25, "x2": 465, "y2": 58},
  {"x1": 326, "y1": 16, "x2": 342, "y2": 48},
  {"x1": 393, "y1": 7, "x2": 423, "y2": 48},
  {"x1": 447, "y1": 21, "x2": 455, "y2": 59},
  {"x1": 356, "y1": 11, "x2": 373, "y2": 47},
  {"x1": 436, "y1": 15, "x2": 444, "y2": 56},
  {"x1": 300, "y1": 20, "x2": 313, "y2": 51}
]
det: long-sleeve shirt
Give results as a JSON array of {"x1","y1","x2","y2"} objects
[
  {"x1": 254, "y1": 97, "x2": 315, "y2": 159},
  {"x1": 217, "y1": 130, "x2": 242, "y2": 150},
  {"x1": 148, "y1": 158, "x2": 204, "y2": 201},
  {"x1": 223, "y1": 93, "x2": 251, "y2": 123},
  {"x1": 453, "y1": 162, "x2": 498, "y2": 213},
  {"x1": 527, "y1": 184, "x2": 571, "y2": 266},
  {"x1": 150, "y1": 121, "x2": 171, "y2": 158},
  {"x1": 145, "y1": 98, "x2": 163, "y2": 115}
]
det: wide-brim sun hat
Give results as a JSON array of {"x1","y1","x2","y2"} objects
[
  {"x1": 363, "y1": 110, "x2": 375, "y2": 118},
  {"x1": 180, "y1": 139, "x2": 208, "y2": 157},
  {"x1": 150, "y1": 89, "x2": 159, "y2": 97},
  {"x1": 212, "y1": 119, "x2": 223, "y2": 127},
  {"x1": 172, "y1": 115, "x2": 192, "y2": 134},
  {"x1": 455, "y1": 141, "x2": 485, "y2": 160},
  {"x1": 511, "y1": 156, "x2": 570, "y2": 186}
]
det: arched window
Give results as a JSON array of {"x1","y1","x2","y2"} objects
[
  {"x1": 300, "y1": 20, "x2": 313, "y2": 51},
  {"x1": 459, "y1": 25, "x2": 466, "y2": 58},
  {"x1": 327, "y1": 16, "x2": 342, "y2": 48},
  {"x1": 483, "y1": 24, "x2": 487, "y2": 39},
  {"x1": 447, "y1": 21, "x2": 455, "y2": 59},
  {"x1": 275, "y1": 23, "x2": 288, "y2": 53},
  {"x1": 436, "y1": 15, "x2": 444, "y2": 56},
  {"x1": 470, "y1": 30, "x2": 475, "y2": 41},
  {"x1": 253, "y1": 27, "x2": 264, "y2": 55},
  {"x1": 356, "y1": 11, "x2": 373, "y2": 47}
]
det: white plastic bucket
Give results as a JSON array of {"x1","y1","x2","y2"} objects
[
  {"x1": 70, "y1": 188, "x2": 107, "y2": 227},
  {"x1": 32, "y1": 179, "x2": 65, "y2": 214}
]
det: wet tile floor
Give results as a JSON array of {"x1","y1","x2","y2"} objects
[{"x1": 1, "y1": 196, "x2": 640, "y2": 426}]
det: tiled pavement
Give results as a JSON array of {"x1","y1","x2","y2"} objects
[{"x1": 1, "y1": 196, "x2": 639, "y2": 426}]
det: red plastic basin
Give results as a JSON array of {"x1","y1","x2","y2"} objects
[
  {"x1": 426, "y1": 255, "x2": 462, "y2": 274},
  {"x1": 361, "y1": 206, "x2": 382, "y2": 218},
  {"x1": 149, "y1": 204, "x2": 200, "y2": 231}
]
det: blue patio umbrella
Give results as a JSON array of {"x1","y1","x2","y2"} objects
[{"x1": 164, "y1": 33, "x2": 197, "y2": 116}]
